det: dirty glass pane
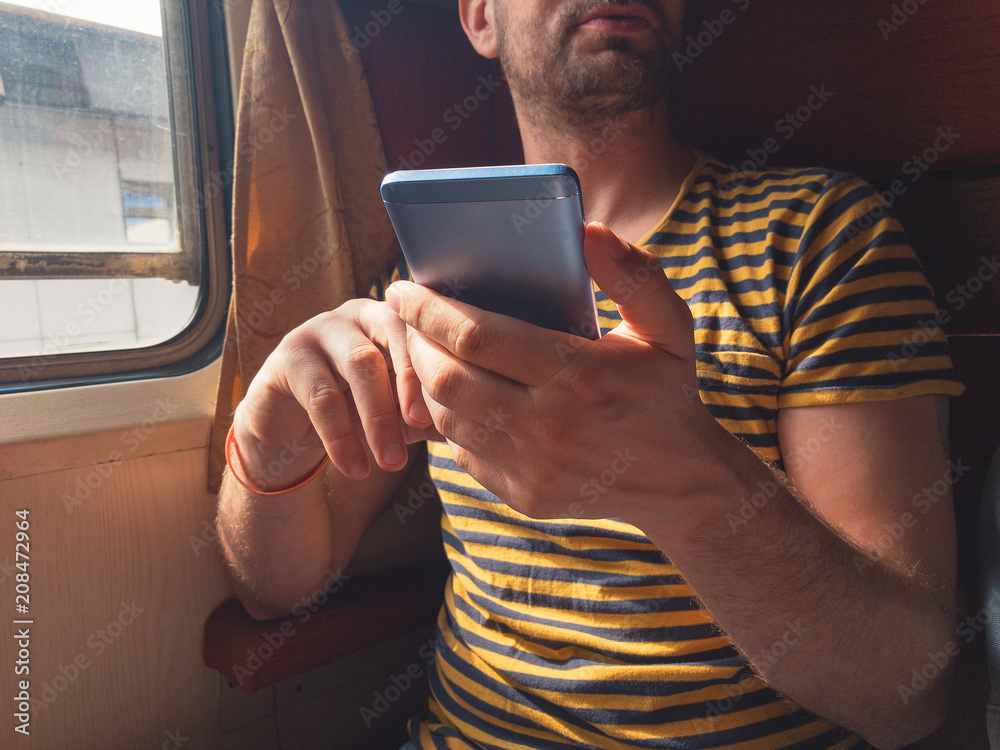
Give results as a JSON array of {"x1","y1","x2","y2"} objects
[{"x1": 0, "y1": 0, "x2": 200, "y2": 360}]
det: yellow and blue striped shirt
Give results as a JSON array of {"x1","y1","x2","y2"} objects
[{"x1": 373, "y1": 151, "x2": 963, "y2": 748}]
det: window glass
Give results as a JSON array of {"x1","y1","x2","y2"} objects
[{"x1": 0, "y1": 0, "x2": 202, "y2": 363}]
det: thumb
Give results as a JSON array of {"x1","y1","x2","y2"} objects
[{"x1": 584, "y1": 221, "x2": 694, "y2": 356}]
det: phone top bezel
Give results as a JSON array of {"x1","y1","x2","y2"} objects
[{"x1": 380, "y1": 163, "x2": 581, "y2": 205}]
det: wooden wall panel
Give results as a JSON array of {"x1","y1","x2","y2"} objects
[
  {"x1": 0, "y1": 446, "x2": 230, "y2": 749},
  {"x1": 672, "y1": 0, "x2": 1000, "y2": 178},
  {"x1": 884, "y1": 171, "x2": 1000, "y2": 336},
  {"x1": 347, "y1": 0, "x2": 505, "y2": 172}
]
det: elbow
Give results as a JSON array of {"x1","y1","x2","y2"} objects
[
  {"x1": 240, "y1": 596, "x2": 292, "y2": 622},
  {"x1": 229, "y1": 568, "x2": 335, "y2": 622},
  {"x1": 864, "y1": 713, "x2": 947, "y2": 750},
  {"x1": 231, "y1": 579, "x2": 311, "y2": 621},
  {"x1": 860, "y1": 667, "x2": 951, "y2": 749},
  {"x1": 227, "y1": 573, "x2": 300, "y2": 621},
  {"x1": 858, "y1": 602, "x2": 956, "y2": 749}
]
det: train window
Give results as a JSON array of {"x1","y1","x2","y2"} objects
[{"x1": 0, "y1": 0, "x2": 231, "y2": 390}]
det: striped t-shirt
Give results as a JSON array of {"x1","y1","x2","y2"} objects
[{"x1": 372, "y1": 151, "x2": 963, "y2": 748}]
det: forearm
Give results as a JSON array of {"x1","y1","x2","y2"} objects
[
  {"x1": 210, "y1": 297, "x2": 438, "y2": 619},
  {"x1": 216, "y1": 468, "x2": 336, "y2": 620},
  {"x1": 631, "y1": 428, "x2": 954, "y2": 747}
]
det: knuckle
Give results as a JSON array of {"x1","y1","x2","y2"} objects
[
  {"x1": 305, "y1": 382, "x2": 343, "y2": 412},
  {"x1": 536, "y1": 419, "x2": 573, "y2": 453},
  {"x1": 366, "y1": 409, "x2": 401, "y2": 433},
  {"x1": 434, "y1": 408, "x2": 457, "y2": 437},
  {"x1": 527, "y1": 465, "x2": 556, "y2": 498},
  {"x1": 277, "y1": 313, "x2": 340, "y2": 360},
  {"x1": 383, "y1": 304, "x2": 407, "y2": 332},
  {"x1": 344, "y1": 343, "x2": 385, "y2": 381},
  {"x1": 514, "y1": 489, "x2": 545, "y2": 520},
  {"x1": 277, "y1": 326, "x2": 312, "y2": 356},
  {"x1": 324, "y1": 430, "x2": 360, "y2": 459},
  {"x1": 338, "y1": 297, "x2": 371, "y2": 318},
  {"x1": 453, "y1": 317, "x2": 487, "y2": 360},
  {"x1": 427, "y1": 364, "x2": 461, "y2": 403},
  {"x1": 394, "y1": 355, "x2": 417, "y2": 378},
  {"x1": 449, "y1": 443, "x2": 469, "y2": 469}
]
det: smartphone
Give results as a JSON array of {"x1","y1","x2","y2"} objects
[{"x1": 380, "y1": 164, "x2": 601, "y2": 339}]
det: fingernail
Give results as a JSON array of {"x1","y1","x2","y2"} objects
[
  {"x1": 383, "y1": 443, "x2": 406, "y2": 465},
  {"x1": 408, "y1": 400, "x2": 431, "y2": 424},
  {"x1": 349, "y1": 458, "x2": 370, "y2": 480},
  {"x1": 600, "y1": 222, "x2": 628, "y2": 261}
]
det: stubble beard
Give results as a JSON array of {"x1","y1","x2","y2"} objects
[{"x1": 495, "y1": 0, "x2": 678, "y2": 134}]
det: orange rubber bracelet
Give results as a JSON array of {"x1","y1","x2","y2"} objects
[{"x1": 226, "y1": 424, "x2": 330, "y2": 496}]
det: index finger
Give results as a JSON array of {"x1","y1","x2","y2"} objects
[{"x1": 385, "y1": 281, "x2": 583, "y2": 386}]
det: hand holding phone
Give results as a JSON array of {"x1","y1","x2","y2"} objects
[{"x1": 380, "y1": 164, "x2": 601, "y2": 339}]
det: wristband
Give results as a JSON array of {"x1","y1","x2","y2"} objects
[{"x1": 226, "y1": 424, "x2": 330, "y2": 496}]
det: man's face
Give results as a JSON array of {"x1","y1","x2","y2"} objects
[{"x1": 492, "y1": 0, "x2": 684, "y2": 127}]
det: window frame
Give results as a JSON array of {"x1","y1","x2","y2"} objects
[{"x1": 0, "y1": 0, "x2": 233, "y2": 391}]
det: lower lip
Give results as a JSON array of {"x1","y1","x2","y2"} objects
[{"x1": 580, "y1": 16, "x2": 651, "y2": 34}]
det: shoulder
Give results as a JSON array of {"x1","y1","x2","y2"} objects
[{"x1": 694, "y1": 151, "x2": 884, "y2": 221}]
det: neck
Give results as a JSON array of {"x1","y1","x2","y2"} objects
[{"x1": 513, "y1": 96, "x2": 696, "y2": 244}]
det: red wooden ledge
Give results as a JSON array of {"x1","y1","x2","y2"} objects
[{"x1": 204, "y1": 562, "x2": 450, "y2": 694}]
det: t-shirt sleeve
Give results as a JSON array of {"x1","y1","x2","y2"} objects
[
  {"x1": 777, "y1": 173, "x2": 965, "y2": 408},
  {"x1": 366, "y1": 256, "x2": 412, "y2": 302}
]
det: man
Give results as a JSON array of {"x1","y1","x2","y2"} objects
[{"x1": 216, "y1": 1, "x2": 964, "y2": 747}]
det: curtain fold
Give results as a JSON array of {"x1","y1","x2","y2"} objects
[{"x1": 208, "y1": 0, "x2": 401, "y2": 491}]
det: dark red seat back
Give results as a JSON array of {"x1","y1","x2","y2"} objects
[{"x1": 348, "y1": 3, "x2": 1000, "y2": 745}]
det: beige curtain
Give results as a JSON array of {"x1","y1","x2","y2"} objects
[{"x1": 208, "y1": 0, "x2": 402, "y2": 491}]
